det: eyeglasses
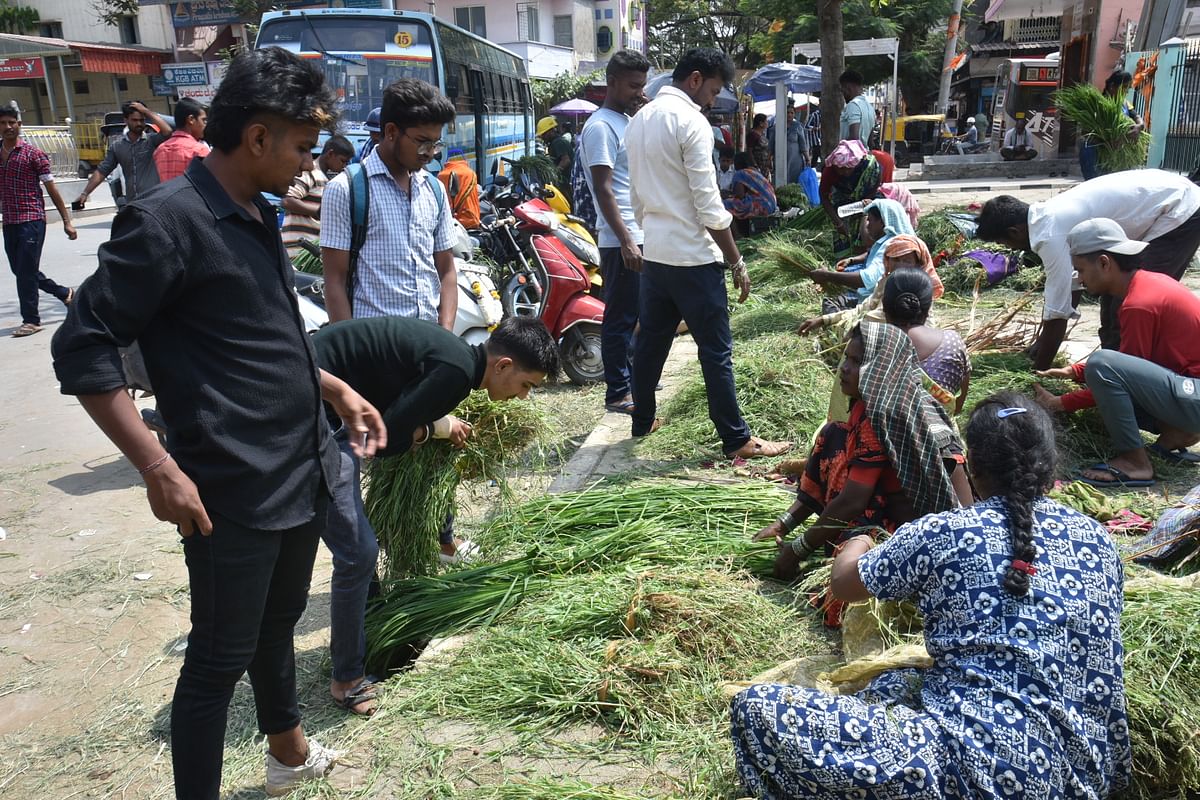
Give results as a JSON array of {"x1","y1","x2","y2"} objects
[{"x1": 402, "y1": 130, "x2": 445, "y2": 156}]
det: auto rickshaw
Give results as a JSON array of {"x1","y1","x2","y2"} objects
[{"x1": 878, "y1": 113, "x2": 949, "y2": 167}]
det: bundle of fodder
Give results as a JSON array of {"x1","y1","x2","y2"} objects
[
  {"x1": 394, "y1": 567, "x2": 820, "y2": 741},
  {"x1": 462, "y1": 780, "x2": 677, "y2": 799},
  {"x1": 1055, "y1": 83, "x2": 1150, "y2": 173},
  {"x1": 291, "y1": 242, "x2": 323, "y2": 275},
  {"x1": 363, "y1": 391, "x2": 548, "y2": 580},
  {"x1": 945, "y1": 291, "x2": 1040, "y2": 355},
  {"x1": 745, "y1": 228, "x2": 836, "y2": 305},
  {"x1": 774, "y1": 183, "x2": 811, "y2": 212},
  {"x1": 366, "y1": 482, "x2": 794, "y2": 667},
  {"x1": 635, "y1": 331, "x2": 834, "y2": 461}
]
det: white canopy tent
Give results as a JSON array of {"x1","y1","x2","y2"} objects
[{"x1": 791, "y1": 38, "x2": 900, "y2": 157}]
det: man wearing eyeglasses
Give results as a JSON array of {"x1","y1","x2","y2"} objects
[{"x1": 321, "y1": 78, "x2": 456, "y2": 327}]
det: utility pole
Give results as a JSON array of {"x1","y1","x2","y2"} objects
[{"x1": 937, "y1": 0, "x2": 964, "y2": 115}]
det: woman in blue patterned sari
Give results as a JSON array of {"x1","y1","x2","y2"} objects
[{"x1": 731, "y1": 392, "x2": 1131, "y2": 799}]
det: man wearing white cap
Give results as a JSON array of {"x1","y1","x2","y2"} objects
[
  {"x1": 1034, "y1": 218, "x2": 1200, "y2": 487},
  {"x1": 975, "y1": 169, "x2": 1200, "y2": 368}
]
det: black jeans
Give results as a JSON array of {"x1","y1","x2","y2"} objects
[
  {"x1": 599, "y1": 246, "x2": 641, "y2": 404},
  {"x1": 1098, "y1": 207, "x2": 1200, "y2": 349},
  {"x1": 3, "y1": 220, "x2": 68, "y2": 325},
  {"x1": 171, "y1": 499, "x2": 326, "y2": 800},
  {"x1": 631, "y1": 260, "x2": 751, "y2": 454}
]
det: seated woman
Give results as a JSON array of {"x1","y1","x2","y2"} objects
[
  {"x1": 754, "y1": 323, "x2": 972, "y2": 596},
  {"x1": 820, "y1": 139, "x2": 882, "y2": 250},
  {"x1": 807, "y1": 199, "x2": 913, "y2": 313},
  {"x1": 723, "y1": 151, "x2": 778, "y2": 219},
  {"x1": 884, "y1": 267, "x2": 970, "y2": 414},
  {"x1": 732, "y1": 393, "x2": 1131, "y2": 800}
]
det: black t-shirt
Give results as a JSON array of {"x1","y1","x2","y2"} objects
[{"x1": 312, "y1": 317, "x2": 486, "y2": 457}]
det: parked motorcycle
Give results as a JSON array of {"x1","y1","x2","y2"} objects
[{"x1": 477, "y1": 204, "x2": 605, "y2": 385}]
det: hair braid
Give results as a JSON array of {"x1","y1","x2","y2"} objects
[{"x1": 965, "y1": 392, "x2": 1057, "y2": 598}]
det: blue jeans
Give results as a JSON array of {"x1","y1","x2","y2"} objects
[
  {"x1": 323, "y1": 433, "x2": 379, "y2": 682},
  {"x1": 600, "y1": 246, "x2": 641, "y2": 404},
  {"x1": 172, "y1": 500, "x2": 325, "y2": 799},
  {"x1": 631, "y1": 260, "x2": 751, "y2": 454},
  {"x1": 3, "y1": 220, "x2": 68, "y2": 325}
]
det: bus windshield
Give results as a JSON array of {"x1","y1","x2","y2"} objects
[{"x1": 256, "y1": 16, "x2": 436, "y2": 125}]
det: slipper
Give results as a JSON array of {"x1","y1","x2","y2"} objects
[
  {"x1": 604, "y1": 399, "x2": 636, "y2": 415},
  {"x1": 727, "y1": 437, "x2": 793, "y2": 460},
  {"x1": 333, "y1": 676, "x2": 378, "y2": 716},
  {"x1": 11, "y1": 323, "x2": 42, "y2": 338},
  {"x1": 1078, "y1": 463, "x2": 1156, "y2": 488},
  {"x1": 1147, "y1": 443, "x2": 1200, "y2": 464}
]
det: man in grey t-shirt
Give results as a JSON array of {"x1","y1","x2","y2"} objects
[
  {"x1": 838, "y1": 70, "x2": 875, "y2": 147},
  {"x1": 581, "y1": 49, "x2": 650, "y2": 414},
  {"x1": 76, "y1": 101, "x2": 172, "y2": 207}
]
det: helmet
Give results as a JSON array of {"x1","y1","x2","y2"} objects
[
  {"x1": 365, "y1": 107, "x2": 382, "y2": 133},
  {"x1": 967, "y1": 116, "x2": 976, "y2": 124},
  {"x1": 536, "y1": 116, "x2": 557, "y2": 137}
]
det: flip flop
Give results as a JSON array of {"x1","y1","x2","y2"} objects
[
  {"x1": 604, "y1": 399, "x2": 636, "y2": 415},
  {"x1": 1147, "y1": 443, "x2": 1200, "y2": 464},
  {"x1": 1078, "y1": 463, "x2": 1156, "y2": 489},
  {"x1": 727, "y1": 437, "x2": 793, "y2": 460},
  {"x1": 333, "y1": 676, "x2": 379, "y2": 716}
]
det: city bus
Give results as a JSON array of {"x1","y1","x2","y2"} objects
[
  {"x1": 989, "y1": 57, "x2": 1060, "y2": 154},
  {"x1": 255, "y1": 8, "x2": 533, "y2": 176}
]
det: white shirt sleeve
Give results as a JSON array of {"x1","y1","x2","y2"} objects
[
  {"x1": 1038, "y1": 237, "x2": 1078, "y2": 320},
  {"x1": 1004, "y1": 128, "x2": 1015, "y2": 148},
  {"x1": 319, "y1": 172, "x2": 351, "y2": 252},
  {"x1": 681, "y1": 114, "x2": 732, "y2": 232}
]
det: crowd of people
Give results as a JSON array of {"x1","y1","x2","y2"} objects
[{"x1": 10, "y1": 32, "x2": 1181, "y2": 800}]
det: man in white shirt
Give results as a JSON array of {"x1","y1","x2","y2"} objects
[
  {"x1": 581, "y1": 48, "x2": 650, "y2": 415},
  {"x1": 838, "y1": 70, "x2": 875, "y2": 147},
  {"x1": 976, "y1": 168, "x2": 1200, "y2": 367},
  {"x1": 625, "y1": 47, "x2": 790, "y2": 459},
  {"x1": 1000, "y1": 115, "x2": 1037, "y2": 161}
]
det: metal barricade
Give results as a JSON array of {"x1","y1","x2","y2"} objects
[
  {"x1": 20, "y1": 126, "x2": 80, "y2": 178},
  {"x1": 1162, "y1": 39, "x2": 1200, "y2": 173}
]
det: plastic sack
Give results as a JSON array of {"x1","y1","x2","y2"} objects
[{"x1": 799, "y1": 166, "x2": 820, "y2": 205}]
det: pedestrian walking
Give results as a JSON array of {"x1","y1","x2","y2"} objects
[
  {"x1": 153, "y1": 97, "x2": 210, "y2": 182},
  {"x1": 76, "y1": 100, "x2": 172, "y2": 207},
  {"x1": 625, "y1": 47, "x2": 791, "y2": 459},
  {"x1": 0, "y1": 105, "x2": 77, "y2": 337},
  {"x1": 52, "y1": 48, "x2": 386, "y2": 800}
]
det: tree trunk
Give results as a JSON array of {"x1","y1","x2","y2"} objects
[{"x1": 818, "y1": 0, "x2": 845, "y2": 152}]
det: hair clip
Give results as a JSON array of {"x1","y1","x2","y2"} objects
[
  {"x1": 996, "y1": 407, "x2": 1028, "y2": 418},
  {"x1": 1011, "y1": 559, "x2": 1038, "y2": 576}
]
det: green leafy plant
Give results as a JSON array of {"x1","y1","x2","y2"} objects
[{"x1": 1054, "y1": 83, "x2": 1149, "y2": 173}]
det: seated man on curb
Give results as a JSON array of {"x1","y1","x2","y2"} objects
[
  {"x1": 1033, "y1": 219, "x2": 1200, "y2": 488},
  {"x1": 312, "y1": 315, "x2": 558, "y2": 716},
  {"x1": 1000, "y1": 115, "x2": 1037, "y2": 161}
]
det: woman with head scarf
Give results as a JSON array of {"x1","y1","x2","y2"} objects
[
  {"x1": 807, "y1": 199, "x2": 913, "y2": 313},
  {"x1": 884, "y1": 267, "x2": 970, "y2": 413},
  {"x1": 820, "y1": 139, "x2": 882, "y2": 243},
  {"x1": 754, "y1": 323, "x2": 973, "y2": 613},
  {"x1": 723, "y1": 151, "x2": 778, "y2": 220}
]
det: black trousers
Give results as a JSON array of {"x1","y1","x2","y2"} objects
[{"x1": 171, "y1": 499, "x2": 326, "y2": 799}]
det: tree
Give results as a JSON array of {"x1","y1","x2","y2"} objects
[
  {"x1": 93, "y1": 0, "x2": 266, "y2": 28},
  {"x1": 531, "y1": 70, "x2": 603, "y2": 116},
  {"x1": 647, "y1": 0, "x2": 768, "y2": 69},
  {"x1": 817, "y1": 0, "x2": 844, "y2": 155},
  {"x1": 747, "y1": 0, "x2": 953, "y2": 113},
  {"x1": 0, "y1": 0, "x2": 38, "y2": 34}
]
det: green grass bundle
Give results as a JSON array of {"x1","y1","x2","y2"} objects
[
  {"x1": 363, "y1": 391, "x2": 549, "y2": 580},
  {"x1": 635, "y1": 332, "x2": 834, "y2": 460},
  {"x1": 774, "y1": 184, "x2": 811, "y2": 212},
  {"x1": 291, "y1": 243, "x2": 323, "y2": 275},
  {"x1": 755, "y1": 228, "x2": 827, "y2": 276},
  {"x1": 1054, "y1": 83, "x2": 1150, "y2": 173},
  {"x1": 916, "y1": 209, "x2": 967, "y2": 259}
]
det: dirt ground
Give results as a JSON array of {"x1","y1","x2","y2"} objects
[{"x1": 0, "y1": 181, "x2": 1126, "y2": 798}]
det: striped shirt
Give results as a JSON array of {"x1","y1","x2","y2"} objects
[
  {"x1": 0, "y1": 140, "x2": 52, "y2": 224},
  {"x1": 320, "y1": 150, "x2": 453, "y2": 321},
  {"x1": 281, "y1": 166, "x2": 328, "y2": 256}
]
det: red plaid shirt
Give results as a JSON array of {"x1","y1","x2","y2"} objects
[
  {"x1": 0, "y1": 140, "x2": 52, "y2": 224},
  {"x1": 153, "y1": 130, "x2": 211, "y2": 183}
]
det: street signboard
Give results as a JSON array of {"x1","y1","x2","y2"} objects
[
  {"x1": 162, "y1": 62, "x2": 210, "y2": 86},
  {"x1": 151, "y1": 76, "x2": 174, "y2": 96},
  {"x1": 0, "y1": 58, "x2": 44, "y2": 81},
  {"x1": 176, "y1": 84, "x2": 217, "y2": 105},
  {"x1": 162, "y1": 0, "x2": 384, "y2": 27}
]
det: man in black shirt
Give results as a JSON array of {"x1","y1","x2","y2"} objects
[
  {"x1": 312, "y1": 315, "x2": 558, "y2": 715},
  {"x1": 51, "y1": 49, "x2": 386, "y2": 800}
]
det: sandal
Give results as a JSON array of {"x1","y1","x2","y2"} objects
[
  {"x1": 604, "y1": 398, "x2": 636, "y2": 415},
  {"x1": 1078, "y1": 463, "x2": 1156, "y2": 488},
  {"x1": 632, "y1": 418, "x2": 664, "y2": 437},
  {"x1": 728, "y1": 437, "x2": 792, "y2": 460},
  {"x1": 1147, "y1": 443, "x2": 1200, "y2": 465},
  {"x1": 11, "y1": 323, "x2": 42, "y2": 337},
  {"x1": 332, "y1": 677, "x2": 379, "y2": 716}
]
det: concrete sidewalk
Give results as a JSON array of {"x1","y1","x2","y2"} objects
[{"x1": 897, "y1": 173, "x2": 1079, "y2": 196}]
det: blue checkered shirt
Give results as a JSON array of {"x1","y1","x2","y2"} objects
[{"x1": 321, "y1": 150, "x2": 453, "y2": 321}]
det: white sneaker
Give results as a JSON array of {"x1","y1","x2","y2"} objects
[{"x1": 265, "y1": 738, "x2": 338, "y2": 796}]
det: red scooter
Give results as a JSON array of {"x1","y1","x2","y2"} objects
[{"x1": 485, "y1": 196, "x2": 605, "y2": 385}]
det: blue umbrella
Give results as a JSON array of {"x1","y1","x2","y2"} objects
[
  {"x1": 643, "y1": 72, "x2": 739, "y2": 113},
  {"x1": 741, "y1": 63, "x2": 823, "y2": 102}
]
